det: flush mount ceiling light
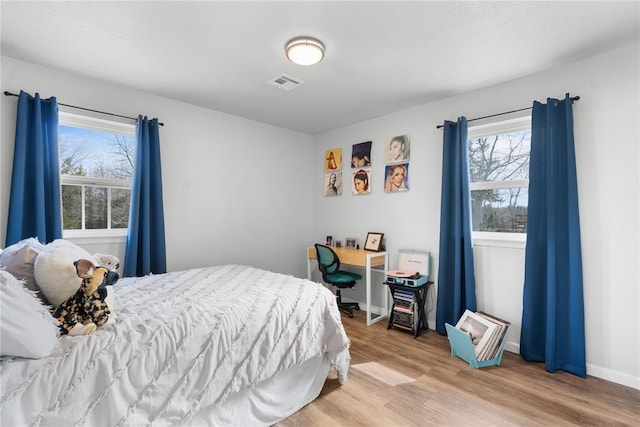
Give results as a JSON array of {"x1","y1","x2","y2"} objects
[{"x1": 285, "y1": 36, "x2": 325, "y2": 65}]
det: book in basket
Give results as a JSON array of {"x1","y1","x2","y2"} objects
[
  {"x1": 476, "y1": 311, "x2": 510, "y2": 361},
  {"x1": 454, "y1": 309, "x2": 500, "y2": 359}
]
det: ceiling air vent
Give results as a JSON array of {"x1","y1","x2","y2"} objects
[{"x1": 268, "y1": 74, "x2": 304, "y2": 92}]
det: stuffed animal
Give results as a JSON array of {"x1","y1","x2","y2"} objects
[
  {"x1": 91, "y1": 253, "x2": 119, "y2": 326},
  {"x1": 92, "y1": 253, "x2": 120, "y2": 273},
  {"x1": 35, "y1": 240, "x2": 98, "y2": 308},
  {"x1": 53, "y1": 259, "x2": 111, "y2": 336},
  {"x1": 34, "y1": 240, "x2": 120, "y2": 308}
]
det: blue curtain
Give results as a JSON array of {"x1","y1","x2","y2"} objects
[
  {"x1": 6, "y1": 90, "x2": 62, "y2": 246},
  {"x1": 436, "y1": 117, "x2": 477, "y2": 335},
  {"x1": 520, "y1": 94, "x2": 586, "y2": 377},
  {"x1": 123, "y1": 116, "x2": 167, "y2": 277}
]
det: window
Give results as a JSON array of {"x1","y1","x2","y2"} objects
[
  {"x1": 58, "y1": 112, "x2": 135, "y2": 235},
  {"x1": 468, "y1": 116, "x2": 531, "y2": 237}
]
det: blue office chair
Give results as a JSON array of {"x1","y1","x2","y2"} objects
[{"x1": 314, "y1": 244, "x2": 362, "y2": 318}]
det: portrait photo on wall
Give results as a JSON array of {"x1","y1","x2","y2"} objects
[
  {"x1": 384, "y1": 134, "x2": 410, "y2": 164},
  {"x1": 324, "y1": 171, "x2": 343, "y2": 196},
  {"x1": 325, "y1": 148, "x2": 342, "y2": 172},
  {"x1": 384, "y1": 163, "x2": 410, "y2": 193},
  {"x1": 351, "y1": 168, "x2": 372, "y2": 195},
  {"x1": 351, "y1": 141, "x2": 372, "y2": 168}
]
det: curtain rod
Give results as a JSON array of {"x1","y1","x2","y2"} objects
[
  {"x1": 436, "y1": 95, "x2": 580, "y2": 129},
  {"x1": 3, "y1": 91, "x2": 164, "y2": 126}
]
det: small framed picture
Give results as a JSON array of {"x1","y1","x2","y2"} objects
[
  {"x1": 351, "y1": 141, "x2": 372, "y2": 168},
  {"x1": 364, "y1": 232, "x2": 384, "y2": 252},
  {"x1": 325, "y1": 148, "x2": 342, "y2": 172},
  {"x1": 326, "y1": 236, "x2": 333, "y2": 246},
  {"x1": 351, "y1": 168, "x2": 371, "y2": 195},
  {"x1": 384, "y1": 134, "x2": 410, "y2": 164},
  {"x1": 324, "y1": 172, "x2": 342, "y2": 196},
  {"x1": 384, "y1": 163, "x2": 409, "y2": 193},
  {"x1": 345, "y1": 238, "x2": 358, "y2": 248}
]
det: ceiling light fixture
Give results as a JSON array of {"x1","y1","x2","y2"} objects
[{"x1": 285, "y1": 36, "x2": 325, "y2": 66}]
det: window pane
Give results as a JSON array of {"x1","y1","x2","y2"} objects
[
  {"x1": 85, "y1": 186, "x2": 107, "y2": 229},
  {"x1": 111, "y1": 188, "x2": 130, "y2": 229},
  {"x1": 59, "y1": 125, "x2": 135, "y2": 179},
  {"x1": 59, "y1": 116, "x2": 135, "y2": 232},
  {"x1": 471, "y1": 187, "x2": 528, "y2": 233},
  {"x1": 61, "y1": 185, "x2": 82, "y2": 230},
  {"x1": 469, "y1": 130, "x2": 530, "y2": 183}
]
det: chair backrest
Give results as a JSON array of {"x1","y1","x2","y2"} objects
[{"x1": 314, "y1": 244, "x2": 340, "y2": 277}]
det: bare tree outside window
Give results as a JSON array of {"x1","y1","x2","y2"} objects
[
  {"x1": 59, "y1": 123, "x2": 135, "y2": 231},
  {"x1": 468, "y1": 128, "x2": 531, "y2": 233}
]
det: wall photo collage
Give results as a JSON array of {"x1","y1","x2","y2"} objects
[{"x1": 323, "y1": 135, "x2": 410, "y2": 196}]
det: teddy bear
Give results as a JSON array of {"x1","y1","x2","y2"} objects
[
  {"x1": 92, "y1": 253, "x2": 120, "y2": 272},
  {"x1": 53, "y1": 259, "x2": 111, "y2": 336}
]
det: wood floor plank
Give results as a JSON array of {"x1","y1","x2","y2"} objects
[{"x1": 277, "y1": 311, "x2": 640, "y2": 426}]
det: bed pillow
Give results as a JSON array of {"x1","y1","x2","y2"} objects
[
  {"x1": 0, "y1": 238, "x2": 48, "y2": 304},
  {"x1": 0, "y1": 270, "x2": 59, "y2": 359}
]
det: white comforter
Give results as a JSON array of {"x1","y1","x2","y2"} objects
[{"x1": 1, "y1": 265, "x2": 350, "y2": 426}]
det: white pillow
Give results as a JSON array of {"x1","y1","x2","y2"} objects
[
  {"x1": 0, "y1": 270, "x2": 59, "y2": 359},
  {"x1": 0, "y1": 238, "x2": 47, "y2": 303}
]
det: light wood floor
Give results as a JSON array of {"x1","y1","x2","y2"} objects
[{"x1": 278, "y1": 310, "x2": 640, "y2": 426}]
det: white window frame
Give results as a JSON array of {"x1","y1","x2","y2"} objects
[
  {"x1": 468, "y1": 114, "x2": 531, "y2": 248},
  {"x1": 58, "y1": 110, "x2": 135, "y2": 240}
]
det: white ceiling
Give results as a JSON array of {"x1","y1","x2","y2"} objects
[{"x1": 2, "y1": 1, "x2": 639, "y2": 134}]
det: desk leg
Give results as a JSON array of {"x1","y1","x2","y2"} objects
[
  {"x1": 306, "y1": 254, "x2": 312, "y2": 280},
  {"x1": 365, "y1": 256, "x2": 372, "y2": 325},
  {"x1": 366, "y1": 252, "x2": 389, "y2": 326}
]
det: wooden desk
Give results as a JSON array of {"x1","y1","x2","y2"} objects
[{"x1": 307, "y1": 246, "x2": 389, "y2": 325}]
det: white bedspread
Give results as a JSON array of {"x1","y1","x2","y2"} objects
[{"x1": 1, "y1": 265, "x2": 350, "y2": 426}]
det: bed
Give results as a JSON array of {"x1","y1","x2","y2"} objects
[{"x1": 0, "y1": 264, "x2": 351, "y2": 426}]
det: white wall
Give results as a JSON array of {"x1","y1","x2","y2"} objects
[
  {"x1": 1, "y1": 56, "x2": 315, "y2": 278},
  {"x1": 312, "y1": 44, "x2": 639, "y2": 389}
]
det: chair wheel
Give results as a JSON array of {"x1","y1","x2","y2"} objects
[
  {"x1": 348, "y1": 312, "x2": 354, "y2": 318},
  {"x1": 355, "y1": 305, "x2": 360, "y2": 311}
]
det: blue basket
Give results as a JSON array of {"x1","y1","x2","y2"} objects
[{"x1": 445, "y1": 323, "x2": 507, "y2": 369}]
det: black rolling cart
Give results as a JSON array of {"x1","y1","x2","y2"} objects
[{"x1": 385, "y1": 281, "x2": 433, "y2": 338}]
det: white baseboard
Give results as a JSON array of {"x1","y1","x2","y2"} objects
[
  {"x1": 586, "y1": 364, "x2": 640, "y2": 390},
  {"x1": 503, "y1": 340, "x2": 520, "y2": 354}
]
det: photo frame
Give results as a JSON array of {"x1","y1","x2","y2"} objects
[
  {"x1": 351, "y1": 141, "x2": 372, "y2": 168},
  {"x1": 345, "y1": 238, "x2": 358, "y2": 249},
  {"x1": 351, "y1": 168, "x2": 371, "y2": 195},
  {"x1": 324, "y1": 171, "x2": 342, "y2": 196},
  {"x1": 364, "y1": 232, "x2": 384, "y2": 252},
  {"x1": 324, "y1": 148, "x2": 342, "y2": 172},
  {"x1": 384, "y1": 163, "x2": 409, "y2": 193},
  {"x1": 384, "y1": 134, "x2": 410, "y2": 164}
]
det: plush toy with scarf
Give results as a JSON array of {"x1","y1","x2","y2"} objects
[{"x1": 53, "y1": 259, "x2": 112, "y2": 336}]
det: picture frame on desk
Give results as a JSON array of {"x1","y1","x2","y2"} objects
[
  {"x1": 345, "y1": 238, "x2": 358, "y2": 249},
  {"x1": 364, "y1": 232, "x2": 384, "y2": 251}
]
